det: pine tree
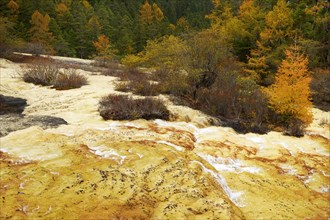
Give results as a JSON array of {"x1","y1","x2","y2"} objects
[{"x1": 265, "y1": 45, "x2": 312, "y2": 135}]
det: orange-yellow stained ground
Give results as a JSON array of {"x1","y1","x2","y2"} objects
[{"x1": 1, "y1": 124, "x2": 329, "y2": 219}]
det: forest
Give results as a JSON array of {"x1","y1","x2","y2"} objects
[{"x1": 0, "y1": 0, "x2": 329, "y2": 136}]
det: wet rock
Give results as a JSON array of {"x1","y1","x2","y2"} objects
[
  {"x1": 0, "y1": 114, "x2": 67, "y2": 137},
  {"x1": 0, "y1": 94, "x2": 27, "y2": 115},
  {"x1": 0, "y1": 94, "x2": 67, "y2": 137}
]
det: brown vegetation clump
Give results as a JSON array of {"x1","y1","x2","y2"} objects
[
  {"x1": 107, "y1": 68, "x2": 161, "y2": 96},
  {"x1": 21, "y1": 63, "x2": 88, "y2": 90},
  {"x1": 22, "y1": 63, "x2": 60, "y2": 86},
  {"x1": 53, "y1": 69, "x2": 87, "y2": 90},
  {"x1": 99, "y1": 94, "x2": 170, "y2": 120},
  {"x1": 192, "y1": 72, "x2": 269, "y2": 133}
]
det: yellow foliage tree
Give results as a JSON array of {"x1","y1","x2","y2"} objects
[
  {"x1": 176, "y1": 17, "x2": 190, "y2": 33},
  {"x1": 55, "y1": 3, "x2": 69, "y2": 15},
  {"x1": 93, "y1": 34, "x2": 115, "y2": 65},
  {"x1": 265, "y1": 45, "x2": 312, "y2": 131},
  {"x1": 122, "y1": 35, "x2": 187, "y2": 70},
  {"x1": 260, "y1": 0, "x2": 294, "y2": 46},
  {"x1": 139, "y1": 0, "x2": 153, "y2": 24},
  {"x1": 7, "y1": 0, "x2": 19, "y2": 14},
  {"x1": 94, "y1": 35, "x2": 111, "y2": 56},
  {"x1": 244, "y1": 41, "x2": 271, "y2": 83},
  {"x1": 206, "y1": 0, "x2": 233, "y2": 27},
  {"x1": 29, "y1": 10, "x2": 54, "y2": 54},
  {"x1": 152, "y1": 3, "x2": 164, "y2": 22},
  {"x1": 245, "y1": 0, "x2": 294, "y2": 85}
]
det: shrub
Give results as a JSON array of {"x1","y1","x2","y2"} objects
[
  {"x1": 25, "y1": 42, "x2": 46, "y2": 56},
  {"x1": 103, "y1": 68, "x2": 144, "y2": 81},
  {"x1": 99, "y1": 94, "x2": 170, "y2": 120},
  {"x1": 53, "y1": 69, "x2": 88, "y2": 90},
  {"x1": 94, "y1": 57, "x2": 119, "y2": 68},
  {"x1": 187, "y1": 71, "x2": 269, "y2": 133},
  {"x1": 284, "y1": 119, "x2": 305, "y2": 137},
  {"x1": 155, "y1": 68, "x2": 191, "y2": 96},
  {"x1": 21, "y1": 63, "x2": 88, "y2": 90},
  {"x1": 121, "y1": 54, "x2": 144, "y2": 70},
  {"x1": 22, "y1": 64, "x2": 60, "y2": 86},
  {"x1": 114, "y1": 81, "x2": 131, "y2": 92},
  {"x1": 131, "y1": 81, "x2": 161, "y2": 96},
  {"x1": 111, "y1": 69, "x2": 161, "y2": 96}
]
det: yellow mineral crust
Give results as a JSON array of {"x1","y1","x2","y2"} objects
[
  {"x1": 0, "y1": 127, "x2": 244, "y2": 219},
  {"x1": 1, "y1": 123, "x2": 329, "y2": 219}
]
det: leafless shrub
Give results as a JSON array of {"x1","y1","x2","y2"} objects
[
  {"x1": 21, "y1": 63, "x2": 59, "y2": 86},
  {"x1": 99, "y1": 94, "x2": 170, "y2": 120},
  {"x1": 53, "y1": 69, "x2": 88, "y2": 90},
  {"x1": 21, "y1": 63, "x2": 88, "y2": 90}
]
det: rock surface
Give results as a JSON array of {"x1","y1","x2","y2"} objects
[
  {"x1": 0, "y1": 58, "x2": 329, "y2": 219},
  {"x1": 0, "y1": 113, "x2": 67, "y2": 137},
  {"x1": 0, "y1": 94, "x2": 67, "y2": 137}
]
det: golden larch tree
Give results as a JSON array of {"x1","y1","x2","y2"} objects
[
  {"x1": 29, "y1": 10, "x2": 54, "y2": 53},
  {"x1": 152, "y1": 3, "x2": 164, "y2": 22},
  {"x1": 244, "y1": 41, "x2": 271, "y2": 83},
  {"x1": 139, "y1": 0, "x2": 153, "y2": 24},
  {"x1": 265, "y1": 45, "x2": 312, "y2": 128},
  {"x1": 93, "y1": 34, "x2": 115, "y2": 65},
  {"x1": 93, "y1": 34, "x2": 111, "y2": 56},
  {"x1": 7, "y1": 0, "x2": 19, "y2": 14},
  {"x1": 260, "y1": 0, "x2": 293, "y2": 46},
  {"x1": 55, "y1": 3, "x2": 69, "y2": 15}
]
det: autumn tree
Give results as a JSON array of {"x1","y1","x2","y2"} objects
[
  {"x1": 244, "y1": 41, "x2": 271, "y2": 83},
  {"x1": 265, "y1": 45, "x2": 312, "y2": 136},
  {"x1": 7, "y1": 0, "x2": 19, "y2": 21},
  {"x1": 152, "y1": 3, "x2": 164, "y2": 22},
  {"x1": 206, "y1": 0, "x2": 233, "y2": 27},
  {"x1": 123, "y1": 35, "x2": 187, "y2": 70},
  {"x1": 260, "y1": 0, "x2": 294, "y2": 47},
  {"x1": 93, "y1": 34, "x2": 116, "y2": 65},
  {"x1": 245, "y1": 0, "x2": 294, "y2": 85},
  {"x1": 139, "y1": 0, "x2": 153, "y2": 24},
  {"x1": 175, "y1": 17, "x2": 191, "y2": 34},
  {"x1": 137, "y1": 1, "x2": 168, "y2": 50},
  {"x1": 29, "y1": 10, "x2": 54, "y2": 54},
  {"x1": 236, "y1": 0, "x2": 265, "y2": 61}
]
